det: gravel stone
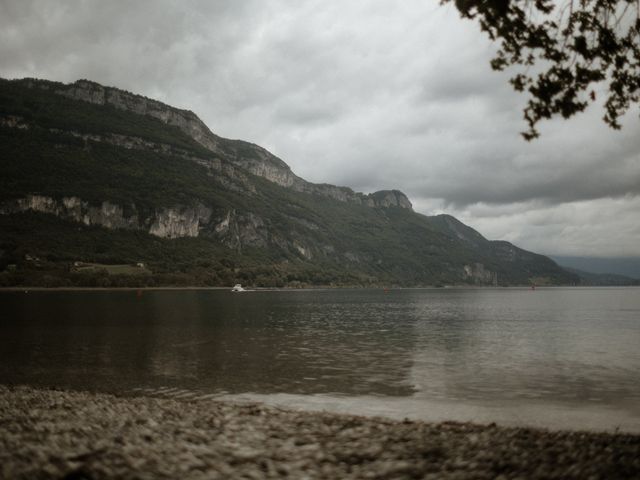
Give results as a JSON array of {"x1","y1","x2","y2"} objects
[{"x1": 0, "y1": 385, "x2": 639, "y2": 479}]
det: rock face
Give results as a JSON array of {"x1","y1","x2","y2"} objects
[
  {"x1": 149, "y1": 206, "x2": 212, "y2": 239},
  {"x1": 27, "y1": 79, "x2": 412, "y2": 211},
  {"x1": 463, "y1": 263, "x2": 498, "y2": 285},
  {"x1": 0, "y1": 195, "x2": 212, "y2": 239},
  {"x1": 0, "y1": 115, "x2": 29, "y2": 130},
  {"x1": 50, "y1": 80, "x2": 224, "y2": 155},
  {"x1": 212, "y1": 209, "x2": 279, "y2": 250},
  {"x1": 368, "y1": 190, "x2": 413, "y2": 209},
  {"x1": 0, "y1": 195, "x2": 302, "y2": 256},
  {"x1": 0, "y1": 195, "x2": 140, "y2": 231}
]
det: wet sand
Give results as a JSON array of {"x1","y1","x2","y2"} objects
[{"x1": 1, "y1": 385, "x2": 639, "y2": 479}]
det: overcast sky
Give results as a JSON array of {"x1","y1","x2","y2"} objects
[{"x1": 1, "y1": 0, "x2": 639, "y2": 258}]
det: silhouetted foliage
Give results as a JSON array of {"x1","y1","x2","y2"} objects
[{"x1": 444, "y1": 0, "x2": 640, "y2": 139}]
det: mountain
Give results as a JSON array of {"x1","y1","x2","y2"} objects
[
  {"x1": 0, "y1": 78, "x2": 577, "y2": 288},
  {"x1": 551, "y1": 256, "x2": 640, "y2": 280},
  {"x1": 561, "y1": 267, "x2": 639, "y2": 286}
]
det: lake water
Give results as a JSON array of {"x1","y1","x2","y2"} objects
[{"x1": 1, "y1": 287, "x2": 639, "y2": 432}]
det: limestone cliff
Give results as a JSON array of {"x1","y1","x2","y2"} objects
[
  {"x1": 42, "y1": 79, "x2": 225, "y2": 155},
  {"x1": 0, "y1": 195, "x2": 211, "y2": 239},
  {"x1": 0, "y1": 195, "x2": 318, "y2": 259},
  {"x1": 0, "y1": 195, "x2": 139, "y2": 231},
  {"x1": 367, "y1": 190, "x2": 413, "y2": 209},
  {"x1": 463, "y1": 263, "x2": 498, "y2": 285}
]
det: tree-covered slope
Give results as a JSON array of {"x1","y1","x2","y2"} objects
[{"x1": 0, "y1": 78, "x2": 577, "y2": 287}]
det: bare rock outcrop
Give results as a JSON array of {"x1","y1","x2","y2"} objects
[
  {"x1": 149, "y1": 205, "x2": 212, "y2": 239},
  {"x1": 51, "y1": 79, "x2": 224, "y2": 155},
  {"x1": 0, "y1": 195, "x2": 140, "y2": 230},
  {"x1": 463, "y1": 263, "x2": 498, "y2": 285},
  {"x1": 0, "y1": 195, "x2": 212, "y2": 239}
]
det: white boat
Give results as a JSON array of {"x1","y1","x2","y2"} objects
[{"x1": 231, "y1": 284, "x2": 246, "y2": 292}]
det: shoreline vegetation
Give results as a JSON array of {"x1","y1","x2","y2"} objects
[
  {"x1": 2, "y1": 386, "x2": 639, "y2": 479},
  {"x1": 1, "y1": 285, "x2": 639, "y2": 292},
  {"x1": 0, "y1": 272, "x2": 560, "y2": 290}
]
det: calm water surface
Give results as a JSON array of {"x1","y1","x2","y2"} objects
[{"x1": 1, "y1": 287, "x2": 639, "y2": 431}]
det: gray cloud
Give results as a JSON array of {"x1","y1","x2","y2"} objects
[
  {"x1": 437, "y1": 196, "x2": 640, "y2": 258},
  {"x1": 1, "y1": 0, "x2": 639, "y2": 257}
]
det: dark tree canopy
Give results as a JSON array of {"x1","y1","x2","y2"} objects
[{"x1": 444, "y1": 0, "x2": 640, "y2": 139}]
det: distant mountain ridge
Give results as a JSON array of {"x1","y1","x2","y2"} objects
[
  {"x1": 0, "y1": 77, "x2": 576, "y2": 287},
  {"x1": 24, "y1": 78, "x2": 413, "y2": 210},
  {"x1": 551, "y1": 256, "x2": 640, "y2": 280},
  {"x1": 561, "y1": 267, "x2": 639, "y2": 286}
]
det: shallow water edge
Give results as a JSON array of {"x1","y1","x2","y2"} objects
[{"x1": 2, "y1": 385, "x2": 639, "y2": 479}]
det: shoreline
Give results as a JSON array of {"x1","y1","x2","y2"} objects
[
  {"x1": 218, "y1": 391, "x2": 640, "y2": 436},
  {"x1": 2, "y1": 285, "x2": 637, "y2": 292},
  {"x1": 2, "y1": 385, "x2": 639, "y2": 479}
]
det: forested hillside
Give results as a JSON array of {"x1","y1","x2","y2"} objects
[{"x1": 0, "y1": 78, "x2": 577, "y2": 287}]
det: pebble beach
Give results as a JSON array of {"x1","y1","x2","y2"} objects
[{"x1": 1, "y1": 385, "x2": 639, "y2": 479}]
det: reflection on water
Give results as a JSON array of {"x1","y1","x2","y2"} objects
[
  {"x1": 0, "y1": 289, "x2": 418, "y2": 396},
  {"x1": 1, "y1": 287, "x2": 639, "y2": 430},
  {"x1": 407, "y1": 289, "x2": 640, "y2": 407}
]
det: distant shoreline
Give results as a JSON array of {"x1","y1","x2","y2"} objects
[
  {"x1": 1, "y1": 285, "x2": 638, "y2": 292},
  {"x1": 1, "y1": 385, "x2": 638, "y2": 479}
]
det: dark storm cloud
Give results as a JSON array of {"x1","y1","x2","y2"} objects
[{"x1": 1, "y1": 0, "x2": 638, "y2": 256}]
